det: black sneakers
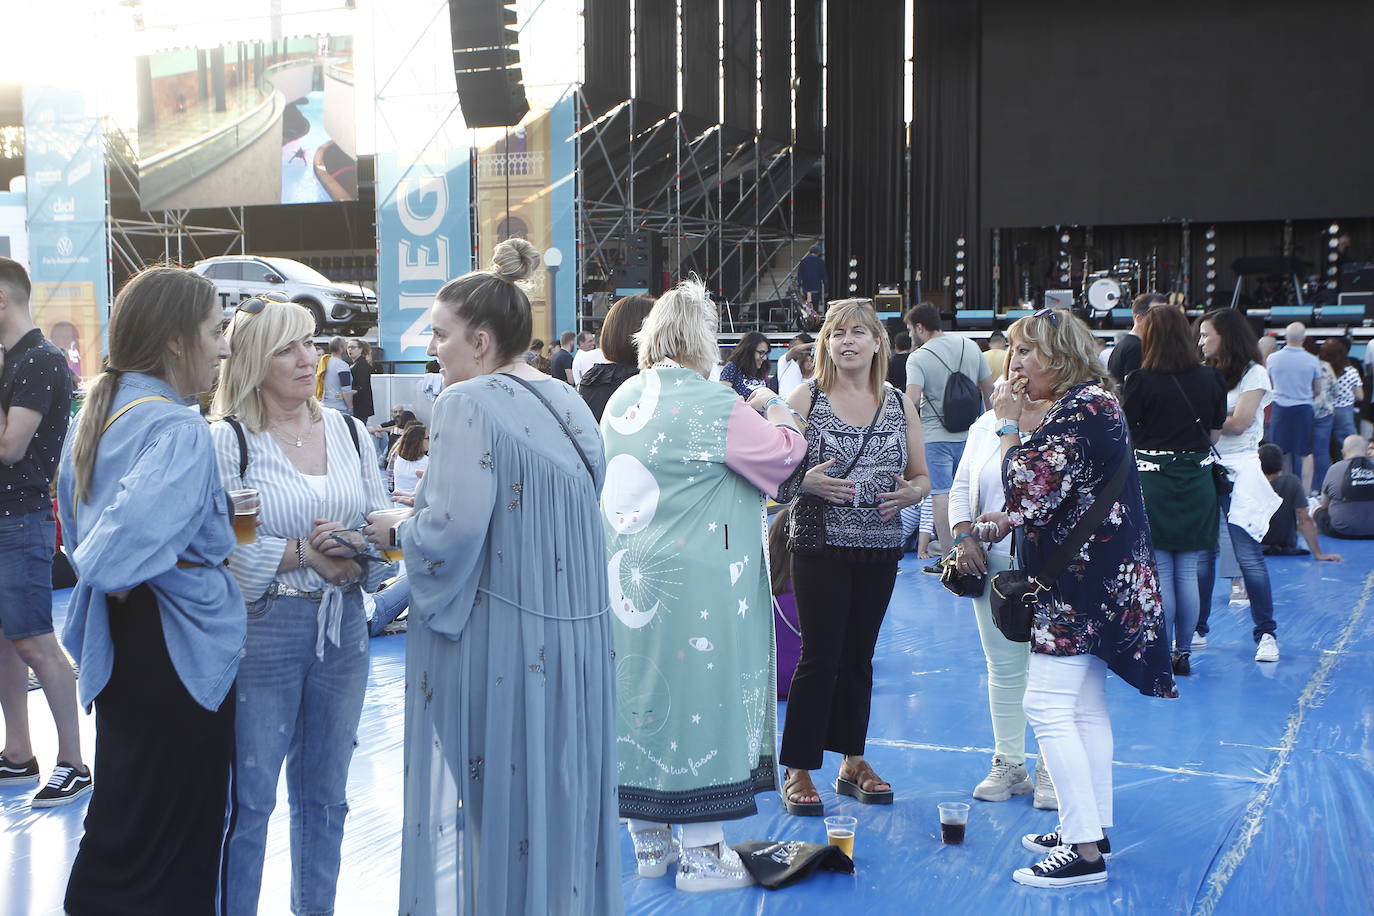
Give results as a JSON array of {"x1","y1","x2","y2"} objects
[
  {"x1": 1021, "y1": 828, "x2": 1112, "y2": 859},
  {"x1": 1012, "y1": 844, "x2": 1108, "y2": 888},
  {"x1": 0, "y1": 754, "x2": 40, "y2": 784},
  {"x1": 31, "y1": 763, "x2": 93, "y2": 808}
]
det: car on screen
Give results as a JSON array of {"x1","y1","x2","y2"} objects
[{"x1": 191, "y1": 255, "x2": 378, "y2": 335}]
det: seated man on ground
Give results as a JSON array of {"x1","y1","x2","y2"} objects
[
  {"x1": 1314, "y1": 434, "x2": 1374, "y2": 539},
  {"x1": 1258, "y1": 443, "x2": 1341, "y2": 561}
]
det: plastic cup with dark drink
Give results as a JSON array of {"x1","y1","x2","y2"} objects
[
  {"x1": 229, "y1": 489, "x2": 259, "y2": 545},
  {"x1": 938, "y1": 802, "x2": 969, "y2": 845}
]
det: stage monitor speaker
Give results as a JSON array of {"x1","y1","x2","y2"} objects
[{"x1": 450, "y1": 0, "x2": 529, "y2": 128}]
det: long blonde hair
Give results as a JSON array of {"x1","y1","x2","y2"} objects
[
  {"x1": 634, "y1": 276, "x2": 719, "y2": 375},
  {"x1": 1006, "y1": 308, "x2": 1114, "y2": 398},
  {"x1": 210, "y1": 297, "x2": 322, "y2": 432},
  {"x1": 813, "y1": 298, "x2": 889, "y2": 400},
  {"x1": 69, "y1": 267, "x2": 218, "y2": 502}
]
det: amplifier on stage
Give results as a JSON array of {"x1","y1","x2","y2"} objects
[{"x1": 874, "y1": 290, "x2": 904, "y2": 313}]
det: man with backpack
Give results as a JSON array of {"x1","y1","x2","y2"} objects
[
  {"x1": 1314, "y1": 434, "x2": 1374, "y2": 538},
  {"x1": 904, "y1": 302, "x2": 993, "y2": 573}
]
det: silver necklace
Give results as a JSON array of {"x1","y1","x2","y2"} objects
[{"x1": 270, "y1": 417, "x2": 315, "y2": 448}]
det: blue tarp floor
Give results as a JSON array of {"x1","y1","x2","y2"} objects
[{"x1": 4, "y1": 541, "x2": 1373, "y2": 914}]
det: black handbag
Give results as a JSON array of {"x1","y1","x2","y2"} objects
[
  {"x1": 938, "y1": 548, "x2": 986, "y2": 597},
  {"x1": 786, "y1": 393, "x2": 886, "y2": 556},
  {"x1": 1170, "y1": 374, "x2": 1232, "y2": 497},
  {"x1": 988, "y1": 454, "x2": 1130, "y2": 642}
]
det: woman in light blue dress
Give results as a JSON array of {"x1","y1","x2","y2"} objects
[{"x1": 365, "y1": 239, "x2": 621, "y2": 916}]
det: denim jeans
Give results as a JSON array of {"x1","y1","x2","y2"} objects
[
  {"x1": 366, "y1": 575, "x2": 411, "y2": 637},
  {"x1": 225, "y1": 589, "x2": 368, "y2": 916},
  {"x1": 1312, "y1": 412, "x2": 1335, "y2": 493},
  {"x1": 1332, "y1": 407, "x2": 1357, "y2": 451},
  {"x1": 1195, "y1": 507, "x2": 1276, "y2": 643},
  {"x1": 0, "y1": 510, "x2": 56, "y2": 640},
  {"x1": 1155, "y1": 549, "x2": 1207, "y2": 654},
  {"x1": 1023, "y1": 654, "x2": 1112, "y2": 845}
]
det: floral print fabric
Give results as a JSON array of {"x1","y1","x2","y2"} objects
[{"x1": 1004, "y1": 383, "x2": 1176, "y2": 698}]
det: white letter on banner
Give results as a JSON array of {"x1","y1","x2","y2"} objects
[
  {"x1": 398, "y1": 173, "x2": 447, "y2": 237},
  {"x1": 398, "y1": 238, "x2": 449, "y2": 284}
]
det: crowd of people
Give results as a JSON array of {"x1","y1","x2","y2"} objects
[{"x1": 0, "y1": 245, "x2": 1369, "y2": 911}]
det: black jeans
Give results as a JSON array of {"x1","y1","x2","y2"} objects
[
  {"x1": 779, "y1": 553, "x2": 898, "y2": 771},
  {"x1": 65, "y1": 586, "x2": 236, "y2": 916}
]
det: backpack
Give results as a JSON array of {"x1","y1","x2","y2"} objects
[
  {"x1": 921, "y1": 340, "x2": 982, "y2": 433},
  {"x1": 224, "y1": 412, "x2": 362, "y2": 479},
  {"x1": 1340, "y1": 456, "x2": 1374, "y2": 502}
]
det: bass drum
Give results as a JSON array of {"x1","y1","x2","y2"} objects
[{"x1": 1086, "y1": 277, "x2": 1124, "y2": 315}]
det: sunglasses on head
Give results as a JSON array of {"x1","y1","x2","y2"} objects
[
  {"x1": 235, "y1": 291, "x2": 293, "y2": 316},
  {"x1": 1032, "y1": 307, "x2": 1061, "y2": 327}
]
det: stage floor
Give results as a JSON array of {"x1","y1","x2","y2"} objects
[{"x1": 4, "y1": 542, "x2": 1374, "y2": 914}]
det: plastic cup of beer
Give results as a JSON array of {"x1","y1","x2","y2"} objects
[
  {"x1": 369, "y1": 507, "x2": 409, "y2": 562},
  {"x1": 229, "y1": 489, "x2": 259, "y2": 545},
  {"x1": 824, "y1": 815, "x2": 857, "y2": 858},
  {"x1": 938, "y1": 802, "x2": 969, "y2": 845}
]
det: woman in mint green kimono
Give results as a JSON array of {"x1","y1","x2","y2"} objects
[{"x1": 602, "y1": 279, "x2": 806, "y2": 892}]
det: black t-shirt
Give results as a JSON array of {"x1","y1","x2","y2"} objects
[
  {"x1": 1121, "y1": 365, "x2": 1227, "y2": 451},
  {"x1": 350, "y1": 357, "x2": 374, "y2": 422},
  {"x1": 1107, "y1": 333, "x2": 1142, "y2": 384},
  {"x1": 887, "y1": 351, "x2": 909, "y2": 390},
  {"x1": 1263, "y1": 472, "x2": 1305, "y2": 547},
  {"x1": 551, "y1": 348, "x2": 574, "y2": 383},
  {"x1": 0, "y1": 329, "x2": 73, "y2": 517}
]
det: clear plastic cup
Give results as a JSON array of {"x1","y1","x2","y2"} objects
[
  {"x1": 824, "y1": 815, "x2": 857, "y2": 858},
  {"x1": 938, "y1": 802, "x2": 969, "y2": 845}
]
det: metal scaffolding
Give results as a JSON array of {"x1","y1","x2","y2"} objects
[{"x1": 574, "y1": 90, "x2": 820, "y2": 333}]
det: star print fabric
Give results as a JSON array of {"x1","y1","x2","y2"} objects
[{"x1": 601, "y1": 367, "x2": 805, "y2": 823}]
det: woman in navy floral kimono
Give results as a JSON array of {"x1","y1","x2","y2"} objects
[{"x1": 976, "y1": 308, "x2": 1175, "y2": 891}]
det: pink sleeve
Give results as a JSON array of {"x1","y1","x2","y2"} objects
[{"x1": 724, "y1": 399, "x2": 807, "y2": 497}]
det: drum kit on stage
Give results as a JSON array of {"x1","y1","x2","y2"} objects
[{"x1": 1083, "y1": 258, "x2": 1141, "y2": 315}]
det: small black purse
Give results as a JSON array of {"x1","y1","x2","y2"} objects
[
  {"x1": 786, "y1": 394, "x2": 885, "y2": 556},
  {"x1": 988, "y1": 455, "x2": 1129, "y2": 642},
  {"x1": 938, "y1": 548, "x2": 986, "y2": 598}
]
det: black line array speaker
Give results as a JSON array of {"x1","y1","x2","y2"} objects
[{"x1": 450, "y1": 0, "x2": 529, "y2": 128}]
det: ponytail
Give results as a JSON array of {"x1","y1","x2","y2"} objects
[{"x1": 69, "y1": 369, "x2": 120, "y2": 503}]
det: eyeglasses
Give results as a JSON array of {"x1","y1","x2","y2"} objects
[
  {"x1": 235, "y1": 291, "x2": 292, "y2": 317},
  {"x1": 1032, "y1": 307, "x2": 1061, "y2": 328}
]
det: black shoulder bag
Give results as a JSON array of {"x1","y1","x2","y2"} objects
[
  {"x1": 787, "y1": 389, "x2": 887, "y2": 556},
  {"x1": 988, "y1": 454, "x2": 1130, "y2": 642},
  {"x1": 1168, "y1": 374, "x2": 1232, "y2": 497}
]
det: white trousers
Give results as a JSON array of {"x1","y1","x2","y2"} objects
[
  {"x1": 627, "y1": 818, "x2": 724, "y2": 849},
  {"x1": 1023, "y1": 653, "x2": 1114, "y2": 845}
]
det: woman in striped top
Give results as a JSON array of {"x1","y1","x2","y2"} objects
[{"x1": 208, "y1": 296, "x2": 392, "y2": 915}]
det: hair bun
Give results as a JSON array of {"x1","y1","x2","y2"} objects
[{"x1": 491, "y1": 238, "x2": 540, "y2": 284}]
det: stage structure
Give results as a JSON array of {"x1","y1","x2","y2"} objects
[{"x1": 577, "y1": 0, "x2": 826, "y2": 331}]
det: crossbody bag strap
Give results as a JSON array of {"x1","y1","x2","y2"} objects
[
  {"x1": 918, "y1": 346, "x2": 955, "y2": 423},
  {"x1": 1168, "y1": 373, "x2": 1226, "y2": 464},
  {"x1": 1029, "y1": 451, "x2": 1131, "y2": 591},
  {"x1": 502, "y1": 374, "x2": 596, "y2": 479},
  {"x1": 837, "y1": 392, "x2": 888, "y2": 478},
  {"x1": 102, "y1": 396, "x2": 172, "y2": 433}
]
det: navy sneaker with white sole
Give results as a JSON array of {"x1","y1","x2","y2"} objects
[
  {"x1": 0, "y1": 754, "x2": 40, "y2": 785},
  {"x1": 1012, "y1": 845, "x2": 1108, "y2": 888},
  {"x1": 1022, "y1": 827, "x2": 1112, "y2": 858},
  {"x1": 31, "y1": 763, "x2": 93, "y2": 808}
]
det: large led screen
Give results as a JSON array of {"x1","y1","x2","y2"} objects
[{"x1": 135, "y1": 36, "x2": 356, "y2": 210}]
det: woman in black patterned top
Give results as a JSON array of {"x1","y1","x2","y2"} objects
[{"x1": 776, "y1": 298, "x2": 930, "y2": 816}]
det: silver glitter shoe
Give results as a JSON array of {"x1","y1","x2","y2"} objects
[
  {"x1": 675, "y1": 842, "x2": 755, "y2": 892},
  {"x1": 631, "y1": 826, "x2": 677, "y2": 878}
]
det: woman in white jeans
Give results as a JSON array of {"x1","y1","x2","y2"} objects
[
  {"x1": 976, "y1": 309, "x2": 1176, "y2": 889},
  {"x1": 948, "y1": 393, "x2": 1056, "y2": 810}
]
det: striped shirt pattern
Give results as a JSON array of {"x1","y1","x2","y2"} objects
[{"x1": 210, "y1": 408, "x2": 391, "y2": 602}]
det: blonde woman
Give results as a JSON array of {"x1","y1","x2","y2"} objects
[
  {"x1": 208, "y1": 295, "x2": 391, "y2": 915},
  {"x1": 974, "y1": 308, "x2": 1175, "y2": 888},
  {"x1": 601, "y1": 277, "x2": 805, "y2": 890},
  {"x1": 58, "y1": 267, "x2": 242, "y2": 913},
  {"x1": 777, "y1": 298, "x2": 930, "y2": 816}
]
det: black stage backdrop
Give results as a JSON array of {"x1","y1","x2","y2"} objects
[
  {"x1": 979, "y1": 0, "x2": 1374, "y2": 227},
  {"x1": 827, "y1": 0, "x2": 906, "y2": 299}
]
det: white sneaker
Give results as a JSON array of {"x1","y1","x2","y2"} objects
[
  {"x1": 675, "y1": 842, "x2": 755, "y2": 892},
  {"x1": 1255, "y1": 634, "x2": 1280, "y2": 663},
  {"x1": 972, "y1": 755, "x2": 1033, "y2": 802},
  {"x1": 1229, "y1": 580, "x2": 1248, "y2": 606},
  {"x1": 1033, "y1": 763, "x2": 1058, "y2": 810},
  {"x1": 1192, "y1": 632, "x2": 1207, "y2": 650}
]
